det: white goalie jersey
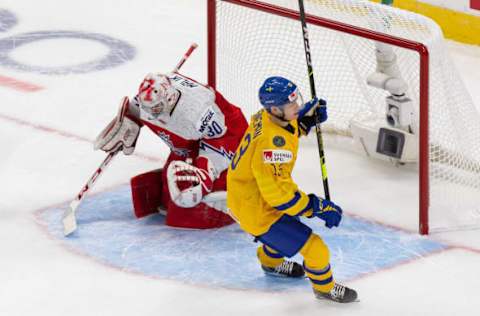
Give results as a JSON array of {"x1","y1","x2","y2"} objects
[{"x1": 128, "y1": 72, "x2": 247, "y2": 176}]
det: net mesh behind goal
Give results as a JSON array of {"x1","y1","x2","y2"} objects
[{"x1": 209, "y1": 0, "x2": 480, "y2": 233}]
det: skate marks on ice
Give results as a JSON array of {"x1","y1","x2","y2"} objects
[{"x1": 36, "y1": 185, "x2": 448, "y2": 292}]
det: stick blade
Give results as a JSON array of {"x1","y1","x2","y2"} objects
[{"x1": 62, "y1": 202, "x2": 79, "y2": 236}]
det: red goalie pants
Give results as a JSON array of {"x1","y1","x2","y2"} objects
[{"x1": 130, "y1": 153, "x2": 234, "y2": 229}]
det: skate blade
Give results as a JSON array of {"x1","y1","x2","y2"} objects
[
  {"x1": 262, "y1": 270, "x2": 305, "y2": 279},
  {"x1": 315, "y1": 295, "x2": 360, "y2": 303}
]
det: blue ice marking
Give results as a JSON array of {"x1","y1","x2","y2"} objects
[
  {"x1": 0, "y1": 9, "x2": 17, "y2": 32},
  {"x1": 38, "y1": 185, "x2": 448, "y2": 292},
  {"x1": 0, "y1": 30, "x2": 135, "y2": 74}
]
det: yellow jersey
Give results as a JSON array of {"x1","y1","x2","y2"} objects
[{"x1": 227, "y1": 109, "x2": 310, "y2": 236}]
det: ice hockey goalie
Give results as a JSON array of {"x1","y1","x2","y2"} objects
[{"x1": 94, "y1": 72, "x2": 248, "y2": 229}]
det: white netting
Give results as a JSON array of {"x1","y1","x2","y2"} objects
[{"x1": 213, "y1": 0, "x2": 480, "y2": 232}]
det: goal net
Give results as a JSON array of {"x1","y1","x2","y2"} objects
[{"x1": 208, "y1": 0, "x2": 480, "y2": 234}]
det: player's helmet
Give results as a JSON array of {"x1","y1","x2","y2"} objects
[
  {"x1": 137, "y1": 73, "x2": 178, "y2": 116},
  {"x1": 258, "y1": 76, "x2": 301, "y2": 111}
]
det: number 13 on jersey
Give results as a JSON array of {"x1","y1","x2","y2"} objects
[{"x1": 230, "y1": 133, "x2": 251, "y2": 170}]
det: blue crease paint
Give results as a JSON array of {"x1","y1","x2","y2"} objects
[{"x1": 38, "y1": 185, "x2": 448, "y2": 292}]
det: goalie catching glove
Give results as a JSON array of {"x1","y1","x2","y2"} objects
[
  {"x1": 301, "y1": 194, "x2": 342, "y2": 228},
  {"x1": 167, "y1": 156, "x2": 217, "y2": 208},
  {"x1": 94, "y1": 96, "x2": 141, "y2": 155}
]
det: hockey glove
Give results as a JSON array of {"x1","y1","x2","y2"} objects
[
  {"x1": 298, "y1": 98, "x2": 327, "y2": 135},
  {"x1": 307, "y1": 194, "x2": 342, "y2": 228},
  {"x1": 167, "y1": 156, "x2": 217, "y2": 208},
  {"x1": 94, "y1": 97, "x2": 141, "y2": 155}
]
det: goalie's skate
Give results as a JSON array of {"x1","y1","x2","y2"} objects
[
  {"x1": 314, "y1": 283, "x2": 358, "y2": 303},
  {"x1": 261, "y1": 261, "x2": 305, "y2": 278}
]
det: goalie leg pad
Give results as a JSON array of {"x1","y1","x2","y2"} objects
[
  {"x1": 165, "y1": 201, "x2": 235, "y2": 229},
  {"x1": 130, "y1": 169, "x2": 164, "y2": 218}
]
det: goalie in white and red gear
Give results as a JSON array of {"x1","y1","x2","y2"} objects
[{"x1": 96, "y1": 72, "x2": 248, "y2": 229}]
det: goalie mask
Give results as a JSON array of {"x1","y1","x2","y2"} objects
[{"x1": 137, "y1": 73, "x2": 178, "y2": 117}]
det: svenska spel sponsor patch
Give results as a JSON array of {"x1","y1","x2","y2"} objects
[{"x1": 263, "y1": 149, "x2": 293, "y2": 163}]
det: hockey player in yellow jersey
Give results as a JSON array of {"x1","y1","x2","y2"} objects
[{"x1": 227, "y1": 76, "x2": 357, "y2": 303}]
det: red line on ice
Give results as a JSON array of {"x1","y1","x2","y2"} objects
[
  {"x1": 0, "y1": 112, "x2": 162, "y2": 163},
  {"x1": 0, "y1": 75, "x2": 44, "y2": 92}
]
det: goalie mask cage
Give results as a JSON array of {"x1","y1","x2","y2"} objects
[{"x1": 207, "y1": 0, "x2": 480, "y2": 235}]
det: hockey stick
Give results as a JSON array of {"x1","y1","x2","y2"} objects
[
  {"x1": 173, "y1": 43, "x2": 198, "y2": 73},
  {"x1": 62, "y1": 149, "x2": 120, "y2": 236},
  {"x1": 63, "y1": 43, "x2": 199, "y2": 236},
  {"x1": 298, "y1": 0, "x2": 331, "y2": 200}
]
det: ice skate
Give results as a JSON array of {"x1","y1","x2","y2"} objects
[
  {"x1": 262, "y1": 260, "x2": 305, "y2": 278},
  {"x1": 314, "y1": 283, "x2": 358, "y2": 303}
]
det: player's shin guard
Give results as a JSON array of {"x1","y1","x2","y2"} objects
[
  {"x1": 303, "y1": 263, "x2": 334, "y2": 293},
  {"x1": 300, "y1": 234, "x2": 334, "y2": 292},
  {"x1": 301, "y1": 234, "x2": 358, "y2": 302}
]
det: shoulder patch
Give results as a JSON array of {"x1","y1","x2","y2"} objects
[
  {"x1": 263, "y1": 149, "x2": 293, "y2": 164},
  {"x1": 273, "y1": 135, "x2": 286, "y2": 147}
]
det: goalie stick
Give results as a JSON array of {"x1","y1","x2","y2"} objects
[
  {"x1": 173, "y1": 43, "x2": 198, "y2": 73},
  {"x1": 63, "y1": 43, "x2": 199, "y2": 236},
  {"x1": 298, "y1": 0, "x2": 331, "y2": 200},
  {"x1": 62, "y1": 149, "x2": 119, "y2": 236}
]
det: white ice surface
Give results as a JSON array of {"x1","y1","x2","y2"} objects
[{"x1": 0, "y1": 1, "x2": 479, "y2": 315}]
